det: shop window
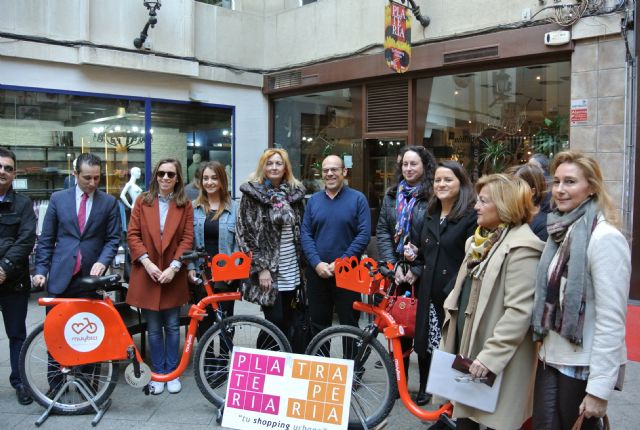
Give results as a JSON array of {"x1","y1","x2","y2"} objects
[
  {"x1": 149, "y1": 101, "x2": 234, "y2": 192},
  {"x1": 415, "y1": 61, "x2": 570, "y2": 180},
  {"x1": 0, "y1": 91, "x2": 146, "y2": 202},
  {"x1": 197, "y1": 0, "x2": 233, "y2": 9},
  {"x1": 0, "y1": 89, "x2": 235, "y2": 202},
  {"x1": 273, "y1": 87, "x2": 362, "y2": 196}
]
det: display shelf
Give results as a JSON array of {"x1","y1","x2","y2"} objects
[{"x1": 9, "y1": 145, "x2": 145, "y2": 200}]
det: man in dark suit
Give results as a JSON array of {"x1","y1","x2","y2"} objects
[
  {"x1": 0, "y1": 147, "x2": 37, "y2": 405},
  {"x1": 33, "y1": 152, "x2": 120, "y2": 396},
  {"x1": 33, "y1": 152, "x2": 120, "y2": 296}
]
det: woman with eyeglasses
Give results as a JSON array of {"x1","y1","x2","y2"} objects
[
  {"x1": 126, "y1": 158, "x2": 194, "y2": 396},
  {"x1": 404, "y1": 160, "x2": 477, "y2": 406},
  {"x1": 187, "y1": 161, "x2": 238, "y2": 339},
  {"x1": 375, "y1": 145, "x2": 436, "y2": 403},
  {"x1": 531, "y1": 151, "x2": 630, "y2": 429},
  {"x1": 236, "y1": 148, "x2": 306, "y2": 349},
  {"x1": 440, "y1": 174, "x2": 544, "y2": 430}
]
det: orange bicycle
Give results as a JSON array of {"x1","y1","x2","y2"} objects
[
  {"x1": 304, "y1": 256, "x2": 453, "y2": 429},
  {"x1": 19, "y1": 251, "x2": 291, "y2": 426}
]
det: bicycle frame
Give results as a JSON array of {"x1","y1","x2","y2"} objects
[
  {"x1": 333, "y1": 257, "x2": 453, "y2": 422},
  {"x1": 39, "y1": 250, "x2": 253, "y2": 382},
  {"x1": 353, "y1": 300, "x2": 452, "y2": 421},
  {"x1": 38, "y1": 290, "x2": 240, "y2": 382}
]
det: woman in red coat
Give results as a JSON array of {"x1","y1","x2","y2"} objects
[{"x1": 126, "y1": 158, "x2": 194, "y2": 395}]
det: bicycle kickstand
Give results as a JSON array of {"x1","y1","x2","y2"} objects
[{"x1": 35, "y1": 378, "x2": 112, "y2": 427}]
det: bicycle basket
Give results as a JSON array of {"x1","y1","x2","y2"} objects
[
  {"x1": 209, "y1": 251, "x2": 251, "y2": 281},
  {"x1": 334, "y1": 256, "x2": 381, "y2": 295}
]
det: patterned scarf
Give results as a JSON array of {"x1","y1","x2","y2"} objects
[
  {"x1": 466, "y1": 224, "x2": 509, "y2": 278},
  {"x1": 264, "y1": 180, "x2": 296, "y2": 226},
  {"x1": 394, "y1": 180, "x2": 422, "y2": 254},
  {"x1": 532, "y1": 198, "x2": 598, "y2": 345}
]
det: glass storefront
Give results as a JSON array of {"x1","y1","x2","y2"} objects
[
  {"x1": 150, "y1": 101, "x2": 234, "y2": 191},
  {"x1": 417, "y1": 62, "x2": 570, "y2": 180},
  {"x1": 273, "y1": 61, "x2": 570, "y2": 197},
  {"x1": 273, "y1": 87, "x2": 362, "y2": 195},
  {"x1": 0, "y1": 89, "x2": 234, "y2": 201}
]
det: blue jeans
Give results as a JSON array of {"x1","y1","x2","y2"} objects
[
  {"x1": 144, "y1": 307, "x2": 180, "y2": 374},
  {"x1": 0, "y1": 293, "x2": 28, "y2": 389}
]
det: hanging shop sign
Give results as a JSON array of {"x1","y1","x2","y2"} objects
[
  {"x1": 222, "y1": 347, "x2": 354, "y2": 430},
  {"x1": 384, "y1": 2, "x2": 412, "y2": 73}
]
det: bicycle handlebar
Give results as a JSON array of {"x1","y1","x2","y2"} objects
[
  {"x1": 180, "y1": 250, "x2": 208, "y2": 262},
  {"x1": 377, "y1": 263, "x2": 395, "y2": 280}
]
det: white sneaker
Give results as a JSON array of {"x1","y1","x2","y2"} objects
[
  {"x1": 148, "y1": 381, "x2": 165, "y2": 395},
  {"x1": 167, "y1": 377, "x2": 181, "y2": 394}
]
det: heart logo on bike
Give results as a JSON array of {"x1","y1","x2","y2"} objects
[{"x1": 63, "y1": 312, "x2": 106, "y2": 352}]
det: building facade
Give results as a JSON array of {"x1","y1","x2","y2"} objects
[{"x1": 1, "y1": 0, "x2": 638, "y2": 297}]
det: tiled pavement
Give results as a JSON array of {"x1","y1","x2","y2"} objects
[{"x1": 0, "y1": 292, "x2": 638, "y2": 429}]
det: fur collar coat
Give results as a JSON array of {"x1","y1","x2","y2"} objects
[{"x1": 236, "y1": 181, "x2": 306, "y2": 304}]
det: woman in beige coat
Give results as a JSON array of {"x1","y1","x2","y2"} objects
[{"x1": 440, "y1": 174, "x2": 544, "y2": 430}]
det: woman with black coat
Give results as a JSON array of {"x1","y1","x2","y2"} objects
[{"x1": 405, "y1": 160, "x2": 477, "y2": 405}]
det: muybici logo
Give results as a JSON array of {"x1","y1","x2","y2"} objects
[{"x1": 63, "y1": 312, "x2": 105, "y2": 352}]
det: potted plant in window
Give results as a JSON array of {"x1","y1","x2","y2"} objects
[
  {"x1": 532, "y1": 114, "x2": 569, "y2": 156},
  {"x1": 479, "y1": 137, "x2": 510, "y2": 174}
]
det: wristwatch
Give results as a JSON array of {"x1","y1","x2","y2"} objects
[{"x1": 170, "y1": 261, "x2": 181, "y2": 273}]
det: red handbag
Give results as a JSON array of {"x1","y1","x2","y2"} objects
[{"x1": 386, "y1": 283, "x2": 417, "y2": 338}]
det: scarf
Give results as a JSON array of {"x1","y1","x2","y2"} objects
[
  {"x1": 466, "y1": 224, "x2": 509, "y2": 278},
  {"x1": 532, "y1": 198, "x2": 598, "y2": 345},
  {"x1": 394, "y1": 180, "x2": 422, "y2": 254},
  {"x1": 264, "y1": 179, "x2": 296, "y2": 226}
]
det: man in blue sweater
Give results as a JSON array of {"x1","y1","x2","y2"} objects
[{"x1": 301, "y1": 155, "x2": 371, "y2": 336}]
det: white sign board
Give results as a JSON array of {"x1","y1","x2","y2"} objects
[{"x1": 222, "y1": 347, "x2": 353, "y2": 430}]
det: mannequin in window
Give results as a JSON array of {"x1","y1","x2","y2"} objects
[
  {"x1": 120, "y1": 167, "x2": 143, "y2": 209},
  {"x1": 188, "y1": 153, "x2": 202, "y2": 185},
  {"x1": 63, "y1": 158, "x2": 78, "y2": 189}
]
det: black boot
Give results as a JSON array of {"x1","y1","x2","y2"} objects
[
  {"x1": 416, "y1": 354, "x2": 431, "y2": 406},
  {"x1": 415, "y1": 385, "x2": 431, "y2": 406}
]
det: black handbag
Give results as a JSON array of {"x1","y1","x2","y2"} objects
[{"x1": 290, "y1": 286, "x2": 312, "y2": 354}]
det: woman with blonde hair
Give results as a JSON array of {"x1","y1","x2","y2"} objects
[
  {"x1": 532, "y1": 151, "x2": 630, "y2": 429},
  {"x1": 236, "y1": 148, "x2": 306, "y2": 349},
  {"x1": 127, "y1": 158, "x2": 194, "y2": 395},
  {"x1": 440, "y1": 174, "x2": 544, "y2": 430}
]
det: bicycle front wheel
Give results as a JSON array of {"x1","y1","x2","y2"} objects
[
  {"x1": 305, "y1": 325, "x2": 397, "y2": 430},
  {"x1": 19, "y1": 323, "x2": 119, "y2": 414},
  {"x1": 194, "y1": 315, "x2": 291, "y2": 407}
]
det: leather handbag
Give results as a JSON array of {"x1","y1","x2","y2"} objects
[
  {"x1": 571, "y1": 413, "x2": 610, "y2": 430},
  {"x1": 290, "y1": 286, "x2": 312, "y2": 354},
  {"x1": 386, "y1": 282, "x2": 417, "y2": 338}
]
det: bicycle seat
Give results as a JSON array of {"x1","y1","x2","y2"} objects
[{"x1": 75, "y1": 274, "x2": 122, "y2": 293}]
